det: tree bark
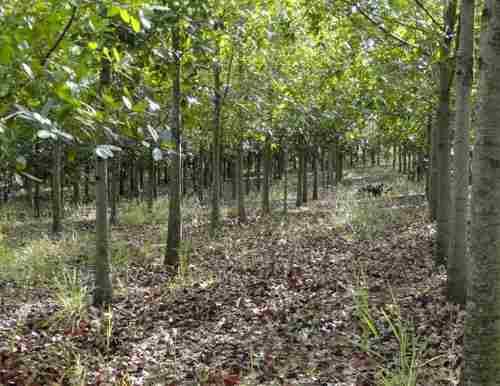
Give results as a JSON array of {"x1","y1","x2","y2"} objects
[
  {"x1": 335, "y1": 138, "x2": 343, "y2": 184},
  {"x1": 436, "y1": 0, "x2": 457, "y2": 266},
  {"x1": 210, "y1": 41, "x2": 223, "y2": 237},
  {"x1": 166, "y1": 24, "x2": 183, "y2": 265},
  {"x1": 110, "y1": 155, "x2": 120, "y2": 226},
  {"x1": 262, "y1": 134, "x2": 272, "y2": 214},
  {"x1": 51, "y1": 140, "x2": 63, "y2": 236},
  {"x1": 283, "y1": 144, "x2": 288, "y2": 215},
  {"x1": 312, "y1": 147, "x2": 319, "y2": 201},
  {"x1": 449, "y1": 0, "x2": 474, "y2": 306},
  {"x1": 302, "y1": 145, "x2": 308, "y2": 204},
  {"x1": 147, "y1": 151, "x2": 155, "y2": 212},
  {"x1": 463, "y1": 1, "x2": 500, "y2": 383},
  {"x1": 94, "y1": 156, "x2": 112, "y2": 307},
  {"x1": 296, "y1": 145, "x2": 303, "y2": 207},
  {"x1": 236, "y1": 141, "x2": 247, "y2": 223}
]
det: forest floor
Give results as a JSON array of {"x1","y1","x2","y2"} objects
[{"x1": 0, "y1": 168, "x2": 463, "y2": 386}]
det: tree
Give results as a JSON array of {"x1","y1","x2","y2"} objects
[
  {"x1": 463, "y1": 0, "x2": 500, "y2": 383},
  {"x1": 435, "y1": 0, "x2": 457, "y2": 266},
  {"x1": 166, "y1": 23, "x2": 183, "y2": 267},
  {"x1": 449, "y1": 0, "x2": 475, "y2": 306}
]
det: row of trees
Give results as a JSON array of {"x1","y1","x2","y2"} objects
[
  {"x1": 0, "y1": 0, "x2": 432, "y2": 299},
  {"x1": 3, "y1": 0, "x2": 500, "y2": 382}
]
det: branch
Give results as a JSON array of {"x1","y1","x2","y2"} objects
[
  {"x1": 354, "y1": 3, "x2": 427, "y2": 54},
  {"x1": 414, "y1": 0, "x2": 443, "y2": 32},
  {"x1": 41, "y1": 5, "x2": 78, "y2": 67},
  {"x1": 1, "y1": 5, "x2": 78, "y2": 102},
  {"x1": 221, "y1": 48, "x2": 234, "y2": 104}
]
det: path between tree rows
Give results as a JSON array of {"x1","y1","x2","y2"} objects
[{"x1": 0, "y1": 194, "x2": 463, "y2": 385}]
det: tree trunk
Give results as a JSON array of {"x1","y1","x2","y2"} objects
[
  {"x1": 430, "y1": 115, "x2": 439, "y2": 220},
  {"x1": 312, "y1": 147, "x2": 319, "y2": 201},
  {"x1": 94, "y1": 156, "x2": 112, "y2": 307},
  {"x1": 262, "y1": 134, "x2": 272, "y2": 214},
  {"x1": 335, "y1": 139, "x2": 343, "y2": 184},
  {"x1": 328, "y1": 141, "x2": 335, "y2": 189},
  {"x1": 72, "y1": 172, "x2": 80, "y2": 207},
  {"x1": 449, "y1": 0, "x2": 474, "y2": 306},
  {"x1": 246, "y1": 153, "x2": 251, "y2": 195},
  {"x1": 436, "y1": 0, "x2": 457, "y2": 266},
  {"x1": 463, "y1": 1, "x2": 500, "y2": 383},
  {"x1": 147, "y1": 151, "x2": 155, "y2": 212},
  {"x1": 256, "y1": 152, "x2": 261, "y2": 192},
  {"x1": 296, "y1": 146, "x2": 303, "y2": 207},
  {"x1": 166, "y1": 24, "x2": 183, "y2": 265},
  {"x1": 210, "y1": 46, "x2": 223, "y2": 237},
  {"x1": 34, "y1": 181, "x2": 40, "y2": 218},
  {"x1": 236, "y1": 141, "x2": 247, "y2": 223},
  {"x1": 25, "y1": 177, "x2": 33, "y2": 211},
  {"x1": 51, "y1": 140, "x2": 63, "y2": 236},
  {"x1": 302, "y1": 146, "x2": 308, "y2": 204},
  {"x1": 283, "y1": 144, "x2": 288, "y2": 215},
  {"x1": 110, "y1": 155, "x2": 120, "y2": 226}
]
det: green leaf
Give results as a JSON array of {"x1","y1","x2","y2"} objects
[
  {"x1": 130, "y1": 16, "x2": 141, "y2": 33},
  {"x1": 107, "y1": 6, "x2": 121, "y2": 17},
  {"x1": 21, "y1": 63, "x2": 35, "y2": 80},
  {"x1": 88, "y1": 41, "x2": 98, "y2": 50},
  {"x1": 122, "y1": 96, "x2": 132, "y2": 110},
  {"x1": 119, "y1": 8, "x2": 130, "y2": 23},
  {"x1": 0, "y1": 43, "x2": 13, "y2": 65},
  {"x1": 103, "y1": 94, "x2": 115, "y2": 106},
  {"x1": 112, "y1": 47, "x2": 121, "y2": 62}
]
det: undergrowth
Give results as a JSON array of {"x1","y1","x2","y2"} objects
[{"x1": 353, "y1": 275, "x2": 424, "y2": 386}]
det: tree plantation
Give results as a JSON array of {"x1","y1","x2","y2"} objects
[{"x1": 0, "y1": 0, "x2": 497, "y2": 384}]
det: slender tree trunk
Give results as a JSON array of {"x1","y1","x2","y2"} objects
[
  {"x1": 51, "y1": 140, "x2": 63, "y2": 236},
  {"x1": 283, "y1": 144, "x2": 288, "y2": 215},
  {"x1": 296, "y1": 146, "x2": 303, "y2": 207},
  {"x1": 328, "y1": 141, "x2": 335, "y2": 189},
  {"x1": 110, "y1": 155, "x2": 120, "y2": 226},
  {"x1": 210, "y1": 46, "x2": 223, "y2": 237},
  {"x1": 246, "y1": 153, "x2": 251, "y2": 195},
  {"x1": 302, "y1": 146, "x2": 308, "y2": 204},
  {"x1": 463, "y1": 1, "x2": 500, "y2": 383},
  {"x1": 119, "y1": 163, "x2": 125, "y2": 197},
  {"x1": 25, "y1": 177, "x2": 33, "y2": 211},
  {"x1": 72, "y1": 172, "x2": 80, "y2": 207},
  {"x1": 34, "y1": 181, "x2": 40, "y2": 218},
  {"x1": 430, "y1": 115, "x2": 439, "y2": 220},
  {"x1": 147, "y1": 151, "x2": 155, "y2": 212},
  {"x1": 312, "y1": 147, "x2": 319, "y2": 201},
  {"x1": 166, "y1": 24, "x2": 183, "y2": 265},
  {"x1": 256, "y1": 152, "x2": 261, "y2": 192},
  {"x1": 236, "y1": 141, "x2": 247, "y2": 223},
  {"x1": 262, "y1": 134, "x2": 272, "y2": 214},
  {"x1": 94, "y1": 156, "x2": 112, "y2": 306},
  {"x1": 436, "y1": 0, "x2": 458, "y2": 266},
  {"x1": 449, "y1": 0, "x2": 474, "y2": 306},
  {"x1": 335, "y1": 139, "x2": 343, "y2": 184}
]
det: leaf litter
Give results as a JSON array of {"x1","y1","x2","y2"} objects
[{"x1": 0, "y1": 187, "x2": 463, "y2": 386}]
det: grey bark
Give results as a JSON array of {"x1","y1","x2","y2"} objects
[
  {"x1": 51, "y1": 140, "x2": 63, "y2": 236},
  {"x1": 94, "y1": 156, "x2": 112, "y2": 307},
  {"x1": 283, "y1": 144, "x2": 288, "y2": 215},
  {"x1": 463, "y1": 1, "x2": 500, "y2": 383},
  {"x1": 449, "y1": 0, "x2": 474, "y2": 306},
  {"x1": 166, "y1": 25, "x2": 183, "y2": 265},
  {"x1": 436, "y1": 0, "x2": 457, "y2": 266},
  {"x1": 262, "y1": 134, "x2": 272, "y2": 214},
  {"x1": 236, "y1": 141, "x2": 247, "y2": 223},
  {"x1": 210, "y1": 55, "x2": 222, "y2": 237}
]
